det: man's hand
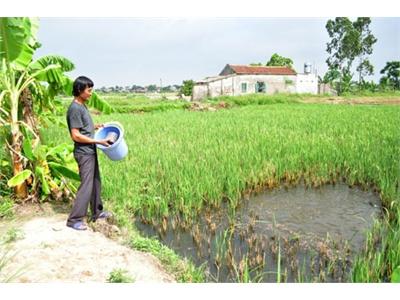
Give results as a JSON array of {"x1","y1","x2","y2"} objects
[
  {"x1": 94, "y1": 124, "x2": 104, "y2": 130},
  {"x1": 97, "y1": 138, "x2": 113, "y2": 147}
]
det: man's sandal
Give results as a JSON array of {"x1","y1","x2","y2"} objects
[
  {"x1": 68, "y1": 221, "x2": 87, "y2": 231},
  {"x1": 98, "y1": 211, "x2": 112, "y2": 219}
]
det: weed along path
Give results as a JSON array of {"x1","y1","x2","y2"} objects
[{"x1": 0, "y1": 212, "x2": 175, "y2": 283}]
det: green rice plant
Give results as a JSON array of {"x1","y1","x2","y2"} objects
[
  {"x1": 277, "y1": 239, "x2": 281, "y2": 283},
  {"x1": 41, "y1": 100, "x2": 400, "y2": 282},
  {"x1": 214, "y1": 229, "x2": 229, "y2": 269}
]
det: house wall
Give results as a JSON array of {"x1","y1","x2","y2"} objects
[
  {"x1": 296, "y1": 73, "x2": 318, "y2": 94},
  {"x1": 318, "y1": 83, "x2": 336, "y2": 95},
  {"x1": 192, "y1": 74, "x2": 318, "y2": 101},
  {"x1": 208, "y1": 76, "x2": 235, "y2": 98},
  {"x1": 233, "y1": 75, "x2": 297, "y2": 95},
  {"x1": 192, "y1": 84, "x2": 209, "y2": 101}
]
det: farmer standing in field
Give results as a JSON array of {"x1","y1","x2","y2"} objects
[{"x1": 66, "y1": 76, "x2": 113, "y2": 230}]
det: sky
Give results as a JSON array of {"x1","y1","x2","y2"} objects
[{"x1": 35, "y1": 17, "x2": 400, "y2": 87}]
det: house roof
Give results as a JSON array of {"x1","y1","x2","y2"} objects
[
  {"x1": 221, "y1": 64, "x2": 297, "y2": 76},
  {"x1": 196, "y1": 75, "x2": 233, "y2": 84}
]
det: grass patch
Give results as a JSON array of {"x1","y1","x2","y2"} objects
[
  {"x1": 130, "y1": 235, "x2": 205, "y2": 282},
  {"x1": 107, "y1": 268, "x2": 135, "y2": 283},
  {"x1": 2, "y1": 227, "x2": 24, "y2": 244},
  {"x1": 0, "y1": 198, "x2": 14, "y2": 219}
]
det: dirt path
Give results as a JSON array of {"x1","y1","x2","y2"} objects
[
  {"x1": 301, "y1": 96, "x2": 400, "y2": 105},
  {"x1": 1, "y1": 213, "x2": 175, "y2": 283}
]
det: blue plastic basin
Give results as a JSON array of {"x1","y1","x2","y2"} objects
[{"x1": 94, "y1": 122, "x2": 128, "y2": 161}]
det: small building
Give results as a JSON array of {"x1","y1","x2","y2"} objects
[{"x1": 192, "y1": 64, "x2": 318, "y2": 101}]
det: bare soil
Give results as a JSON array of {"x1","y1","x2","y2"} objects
[
  {"x1": 0, "y1": 203, "x2": 175, "y2": 283},
  {"x1": 301, "y1": 96, "x2": 400, "y2": 105}
]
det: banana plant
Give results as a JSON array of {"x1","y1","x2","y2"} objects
[
  {"x1": 0, "y1": 17, "x2": 113, "y2": 199},
  {"x1": 7, "y1": 139, "x2": 80, "y2": 202}
]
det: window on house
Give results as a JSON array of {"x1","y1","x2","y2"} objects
[
  {"x1": 241, "y1": 83, "x2": 247, "y2": 93},
  {"x1": 255, "y1": 81, "x2": 266, "y2": 93}
]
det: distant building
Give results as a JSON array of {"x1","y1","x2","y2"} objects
[{"x1": 192, "y1": 64, "x2": 318, "y2": 101}]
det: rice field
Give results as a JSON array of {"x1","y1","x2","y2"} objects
[{"x1": 42, "y1": 98, "x2": 400, "y2": 282}]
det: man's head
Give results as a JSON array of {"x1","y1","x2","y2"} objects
[{"x1": 73, "y1": 76, "x2": 94, "y2": 100}]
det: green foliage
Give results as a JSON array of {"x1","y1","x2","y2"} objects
[
  {"x1": 0, "y1": 197, "x2": 14, "y2": 218},
  {"x1": 2, "y1": 134, "x2": 80, "y2": 201},
  {"x1": 353, "y1": 18, "x2": 377, "y2": 82},
  {"x1": 322, "y1": 68, "x2": 341, "y2": 84},
  {"x1": 391, "y1": 266, "x2": 400, "y2": 283},
  {"x1": 27, "y1": 142, "x2": 79, "y2": 200},
  {"x1": 325, "y1": 17, "x2": 377, "y2": 95},
  {"x1": 380, "y1": 61, "x2": 400, "y2": 90},
  {"x1": 107, "y1": 268, "x2": 135, "y2": 283},
  {"x1": 7, "y1": 170, "x2": 32, "y2": 187},
  {"x1": 0, "y1": 17, "x2": 40, "y2": 68},
  {"x1": 266, "y1": 53, "x2": 294, "y2": 68},
  {"x1": 147, "y1": 84, "x2": 157, "y2": 92},
  {"x1": 86, "y1": 91, "x2": 114, "y2": 114},
  {"x1": 180, "y1": 80, "x2": 194, "y2": 96}
]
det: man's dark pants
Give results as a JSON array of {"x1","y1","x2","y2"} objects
[{"x1": 66, "y1": 152, "x2": 103, "y2": 226}]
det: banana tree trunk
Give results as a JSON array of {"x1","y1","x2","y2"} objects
[
  {"x1": 10, "y1": 90, "x2": 27, "y2": 198},
  {"x1": 22, "y1": 87, "x2": 38, "y2": 136}
]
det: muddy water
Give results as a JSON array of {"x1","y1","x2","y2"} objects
[
  {"x1": 241, "y1": 184, "x2": 381, "y2": 251},
  {"x1": 135, "y1": 184, "x2": 381, "y2": 282}
]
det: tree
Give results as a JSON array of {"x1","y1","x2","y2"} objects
[
  {"x1": 266, "y1": 53, "x2": 294, "y2": 68},
  {"x1": 147, "y1": 84, "x2": 157, "y2": 92},
  {"x1": 353, "y1": 18, "x2": 377, "y2": 83},
  {"x1": 380, "y1": 61, "x2": 400, "y2": 90},
  {"x1": 325, "y1": 17, "x2": 377, "y2": 94},
  {"x1": 0, "y1": 17, "x2": 112, "y2": 199},
  {"x1": 325, "y1": 18, "x2": 359, "y2": 95},
  {"x1": 322, "y1": 68, "x2": 341, "y2": 84},
  {"x1": 180, "y1": 80, "x2": 194, "y2": 96}
]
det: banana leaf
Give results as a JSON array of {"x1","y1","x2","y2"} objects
[
  {"x1": 7, "y1": 169, "x2": 32, "y2": 187},
  {"x1": 48, "y1": 162, "x2": 80, "y2": 181}
]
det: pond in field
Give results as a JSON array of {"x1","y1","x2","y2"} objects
[{"x1": 135, "y1": 183, "x2": 381, "y2": 282}]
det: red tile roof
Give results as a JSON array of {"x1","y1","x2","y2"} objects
[{"x1": 225, "y1": 64, "x2": 296, "y2": 75}]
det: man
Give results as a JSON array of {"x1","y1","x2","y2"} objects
[{"x1": 66, "y1": 76, "x2": 113, "y2": 230}]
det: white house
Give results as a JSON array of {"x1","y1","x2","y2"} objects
[{"x1": 192, "y1": 64, "x2": 318, "y2": 101}]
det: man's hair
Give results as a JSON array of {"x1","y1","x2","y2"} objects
[{"x1": 72, "y1": 76, "x2": 94, "y2": 97}]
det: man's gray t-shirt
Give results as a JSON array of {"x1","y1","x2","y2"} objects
[{"x1": 66, "y1": 101, "x2": 96, "y2": 155}]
